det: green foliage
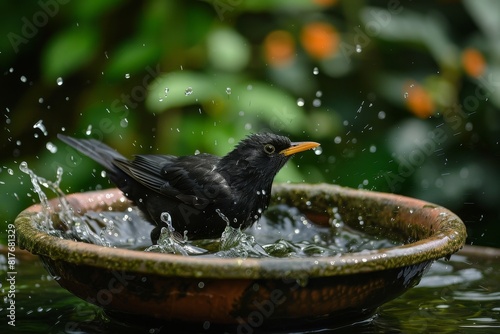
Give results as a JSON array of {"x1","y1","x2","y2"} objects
[
  {"x1": 42, "y1": 27, "x2": 99, "y2": 82},
  {"x1": 1, "y1": 1, "x2": 499, "y2": 247}
]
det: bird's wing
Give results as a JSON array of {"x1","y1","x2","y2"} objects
[
  {"x1": 112, "y1": 155, "x2": 178, "y2": 196},
  {"x1": 112, "y1": 154, "x2": 231, "y2": 207},
  {"x1": 162, "y1": 154, "x2": 232, "y2": 207}
]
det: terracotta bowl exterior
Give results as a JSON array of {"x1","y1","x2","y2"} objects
[{"x1": 15, "y1": 183, "x2": 466, "y2": 327}]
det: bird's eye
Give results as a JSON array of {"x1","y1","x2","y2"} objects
[{"x1": 263, "y1": 144, "x2": 275, "y2": 154}]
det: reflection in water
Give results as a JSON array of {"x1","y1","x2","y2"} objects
[{"x1": 3, "y1": 247, "x2": 499, "y2": 333}]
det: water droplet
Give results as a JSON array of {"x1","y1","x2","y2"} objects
[
  {"x1": 7, "y1": 168, "x2": 14, "y2": 175},
  {"x1": 20, "y1": 75, "x2": 27, "y2": 83},
  {"x1": 355, "y1": 44, "x2": 362, "y2": 53},
  {"x1": 334, "y1": 136, "x2": 342, "y2": 144},
  {"x1": 33, "y1": 120, "x2": 48, "y2": 136},
  {"x1": 56, "y1": 77, "x2": 63, "y2": 86},
  {"x1": 85, "y1": 124, "x2": 92, "y2": 135},
  {"x1": 314, "y1": 146, "x2": 323, "y2": 155},
  {"x1": 403, "y1": 92, "x2": 408, "y2": 99},
  {"x1": 312, "y1": 99, "x2": 321, "y2": 107},
  {"x1": 184, "y1": 87, "x2": 193, "y2": 96},
  {"x1": 369, "y1": 145, "x2": 377, "y2": 153},
  {"x1": 164, "y1": 87, "x2": 169, "y2": 96},
  {"x1": 125, "y1": 73, "x2": 130, "y2": 79},
  {"x1": 120, "y1": 118, "x2": 128, "y2": 128},
  {"x1": 46, "y1": 142, "x2": 57, "y2": 153},
  {"x1": 297, "y1": 98, "x2": 305, "y2": 107},
  {"x1": 316, "y1": 90, "x2": 322, "y2": 98},
  {"x1": 377, "y1": 111, "x2": 386, "y2": 119},
  {"x1": 225, "y1": 87, "x2": 232, "y2": 95},
  {"x1": 313, "y1": 67, "x2": 319, "y2": 75},
  {"x1": 38, "y1": 98, "x2": 44, "y2": 104},
  {"x1": 244, "y1": 123, "x2": 252, "y2": 130}
]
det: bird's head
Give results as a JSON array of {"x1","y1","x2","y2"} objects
[{"x1": 219, "y1": 133, "x2": 320, "y2": 185}]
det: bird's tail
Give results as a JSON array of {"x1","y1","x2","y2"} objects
[{"x1": 57, "y1": 134, "x2": 126, "y2": 172}]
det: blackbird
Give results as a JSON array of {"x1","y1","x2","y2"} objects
[{"x1": 58, "y1": 133, "x2": 319, "y2": 243}]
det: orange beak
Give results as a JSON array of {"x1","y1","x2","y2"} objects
[{"x1": 280, "y1": 141, "x2": 320, "y2": 156}]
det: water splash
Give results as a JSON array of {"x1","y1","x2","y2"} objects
[
  {"x1": 215, "y1": 226, "x2": 269, "y2": 258},
  {"x1": 19, "y1": 162, "x2": 111, "y2": 247},
  {"x1": 145, "y1": 213, "x2": 206, "y2": 255}
]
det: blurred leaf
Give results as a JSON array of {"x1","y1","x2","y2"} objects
[
  {"x1": 42, "y1": 26, "x2": 99, "y2": 82},
  {"x1": 207, "y1": 28, "x2": 250, "y2": 72},
  {"x1": 232, "y1": 82, "x2": 307, "y2": 134},
  {"x1": 146, "y1": 71, "x2": 219, "y2": 111},
  {"x1": 361, "y1": 8, "x2": 459, "y2": 68},
  {"x1": 463, "y1": 0, "x2": 500, "y2": 41}
]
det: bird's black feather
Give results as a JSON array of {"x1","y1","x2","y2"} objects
[{"x1": 57, "y1": 133, "x2": 318, "y2": 243}]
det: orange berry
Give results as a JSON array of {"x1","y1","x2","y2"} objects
[
  {"x1": 300, "y1": 22, "x2": 339, "y2": 59},
  {"x1": 462, "y1": 48, "x2": 486, "y2": 78},
  {"x1": 263, "y1": 30, "x2": 296, "y2": 67},
  {"x1": 404, "y1": 81, "x2": 435, "y2": 118}
]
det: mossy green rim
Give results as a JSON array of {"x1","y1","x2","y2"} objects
[{"x1": 15, "y1": 183, "x2": 466, "y2": 279}]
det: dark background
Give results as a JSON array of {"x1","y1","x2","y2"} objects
[{"x1": 1, "y1": 0, "x2": 499, "y2": 247}]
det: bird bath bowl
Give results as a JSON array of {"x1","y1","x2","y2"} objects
[{"x1": 15, "y1": 183, "x2": 466, "y2": 329}]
